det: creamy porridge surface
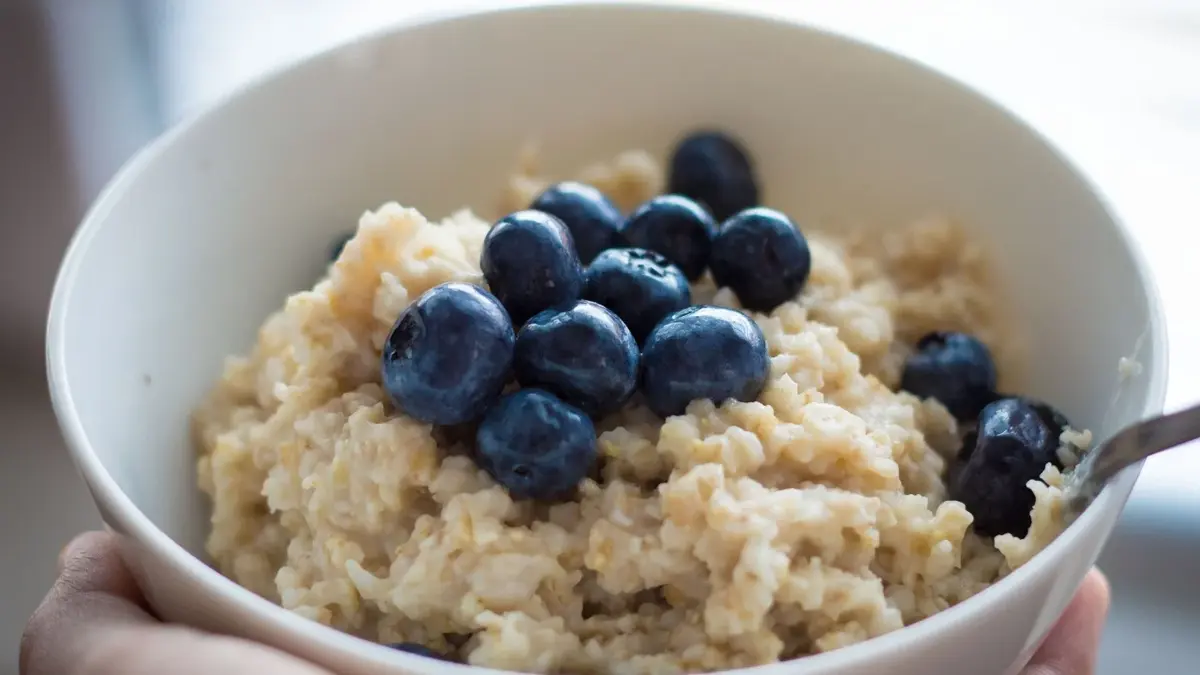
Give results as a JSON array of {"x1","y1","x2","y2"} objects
[{"x1": 194, "y1": 148, "x2": 1087, "y2": 673}]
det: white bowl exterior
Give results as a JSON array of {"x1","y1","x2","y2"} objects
[
  {"x1": 48, "y1": 4, "x2": 1168, "y2": 675},
  {"x1": 100, "y1": 486, "x2": 1134, "y2": 675}
]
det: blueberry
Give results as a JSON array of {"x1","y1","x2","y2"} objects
[
  {"x1": 901, "y1": 332, "x2": 997, "y2": 421},
  {"x1": 475, "y1": 389, "x2": 598, "y2": 500},
  {"x1": 381, "y1": 283, "x2": 515, "y2": 425},
  {"x1": 958, "y1": 428, "x2": 980, "y2": 463},
  {"x1": 1024, "y1": 397, "x2": 1072, "y2": 442},
  {"x1": 330, "y1": 232, "x2": 354, "y2": 261},
  {"x1": 481, "y1": 210, "x2": 584, "y2": 326},
  {"x1": 389, "y1": 643, "x2": 447, "y2": 661},
  {"x1": 531, "y1": 181, "x2": 623, "y2": 264},
  {"x1": 957, "y1": 389, "x2": 1003, "y2": 462},
  {"x1": 950, "y1": 397, "x2": 1055, "y2": 537},
  {"x1": 514, "y1": 300, "x2": 639, "y2": 417},
  {"x1": 620, "y1": 195, "x2": 718, "y2": 281},
  {"x1": 640, "y1": 306, "x2": 771, "y2": 418},
  {"x1": 961, "y1": 394, "x2": 1071, "y2": 468},
  {"x1": 709, "y1": 207, "x2": 812, "y2": 312},
  {"x1": 583, "y1": 248, "x2": 691, "y2": 345},
  {"x1": 668, "y1": 130, "x2": 759, "y2": 221}
]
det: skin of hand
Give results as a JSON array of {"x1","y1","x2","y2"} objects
[
  {"x1": 20, "y1": 532, "x2": 332, "y2": 675},
  {"x1": 21, "y1": 531, "x2": 1111, "y2": 675},
  {"x1": 1022, "y1": 568, "x2": 1111, "y2": 675}
]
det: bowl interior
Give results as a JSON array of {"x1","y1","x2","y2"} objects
[{"x1": 52, "y1": 1, "x2": 1162, "y2": 606}]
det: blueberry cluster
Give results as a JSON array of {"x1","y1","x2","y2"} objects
[
  {"x1": 377, "y1": 130, "x2": 815, "y2": 504},
  {"x1": 900, "y1": 331, "x2": 1076, "y2": 537}
]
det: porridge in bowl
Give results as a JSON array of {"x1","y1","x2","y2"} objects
[{"x1": 193, "y1": 132, "x2": 1091, "y2": 673}]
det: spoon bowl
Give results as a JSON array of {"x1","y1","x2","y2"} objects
[{"x1": 1065, "y1": 401, "x2": 1200, "y2": 520}]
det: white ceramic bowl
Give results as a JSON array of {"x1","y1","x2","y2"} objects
[{"x1": 47, "y1": 3, "x2": 1167, "y2": 675}]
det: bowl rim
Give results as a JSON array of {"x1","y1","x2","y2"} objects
[{"x1": 45, "y1": 2, "x2": 1170, "y2": 673}]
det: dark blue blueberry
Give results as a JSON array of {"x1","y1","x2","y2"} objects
[
  {"x1": 640, "y1": 306, "x2": 771, "y2": 418},
  {"x1": 668, "y1": 130, "x2": 759, "y2": 221},
  {"x1": 389, "y1": 643, "x2": 447, "y2": 661},
  {"x1": 620, "y1": 195, "x2": 718, "y2": 281},
  {"x1": 901, "y1": 332, "x2": 997, "y2": 422},
  {"x1": 958, "y1": 428, "x2": 980, "y2": 463},
  {"x1": 709, "y1": 207, "x2": 811, "y2": 312},
  {"x1": 475, "y1": 389, "x2": 598, "y2": 500},
  {"x1": 330, "y1": 232, "x2": 354, "y2": 261},
  {"x1": 481, "y1": 210, "x2": 584, "y2": 326},
  {"x1": 531, "y1": 181, "x2": 623, "y2": 264},
  {"x1": 514, "y1": 300, "x2": 639, "y2": 417},
  {"x1": 960, "y1": 394, "x2": 1070, "y2": 469},
  {"x1": 1024, "y1": 397, "x2": 1072, "y2": 443},
  {"x1": 381, "y1": 283, "x2": 515, "y2": 425},
  {"x1": 950, "y1": 397, "x2": 1055, "y2": 537},
  {"x1": 583, "y1": 248, "x2": 691, "y2": 345}
]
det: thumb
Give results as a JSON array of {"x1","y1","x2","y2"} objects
[
  {"x1": 21, "y1": 531, "x2": 333, "y2": 675},
  {"x1": 1023, "y1": 569, "x2": 1111, "y2": 675},
  {"x1": 21, "y1": 531, "x2": 158, "y2": 672}
]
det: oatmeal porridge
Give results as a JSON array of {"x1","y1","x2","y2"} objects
[{"x1": 194, "y1": 132, "x2": 1090, "y2": 674}]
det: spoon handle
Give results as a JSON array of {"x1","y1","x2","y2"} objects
[{"x1": 1065, "y1": 401, "x2": 1200, "y2": 516}]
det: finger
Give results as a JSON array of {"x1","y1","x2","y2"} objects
[
  {"x1": 1023, "y1": 568, "x2": 1112, "y2": 675},
  {"x1": 24, "y1": 530, "x2": 159, "y2": 674},
  {"x1": 23, "y1": 531, "x2": 334, "y2": 675}
]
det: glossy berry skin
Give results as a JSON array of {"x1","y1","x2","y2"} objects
[
  {"x1": 481, "y1": 210, "x2": 584, "y2": 326},
  {"x1": 640, "y1": 306, "x2": 771, "y2": 418},
  {"x1": 389, "y1": 643, "x2": 447, "y2": 661},
  {"x1": 531, "y1": 181, "x2": 623, "y2": 264},
  {"x1": 668, "y1": 130, "x2": 759, "y2": 222},
  {"x1": 961, "y1": 394, "x2": 1070, "y2": 469},
  {"x1": 620, "y1": 195, "x2": 718, "y2": 281},
  {"x1": 901, "y1": 331, "x2": 998, "y2": 422},
  {"x1": 514, "y1": 300, "x2": 639, "y2": 417},
  {"x1": 1025, "y1": 397, "x2": 1071, "y2": 444},
  {"x1": 475, "y1": 389, "x2": 598, "y2": 501},
  {"x1": 583, "y1": 248, "x2": 691, "y2": 345},
  {"x1": 709, "y1": 207, "x2": 812, "y2": 312},
  {"x1": 950, "y1": 397, "x2": 1055, "y2": 537},
  {"x1": 381, "y1": 283, "x2": 515, "y2": 426}
]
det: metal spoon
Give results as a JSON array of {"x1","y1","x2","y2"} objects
[{"x1": 1063, "y1": 400, "x2": 1200, "y2": 521}]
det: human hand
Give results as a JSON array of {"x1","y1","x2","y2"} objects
[
  {"x1": 20, "y1": 531, "x2": 332, "y2": 674},
  {"x1": 1022, "y1": 568, "x2": 1111, "y2": 675},
  {"x1": 21, "y1": 531, "x2": 1111, "y2": 675}
]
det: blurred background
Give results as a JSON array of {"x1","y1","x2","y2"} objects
[{"x1": 2, "y1": 0, "x2": 1198, "y2": 672}]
